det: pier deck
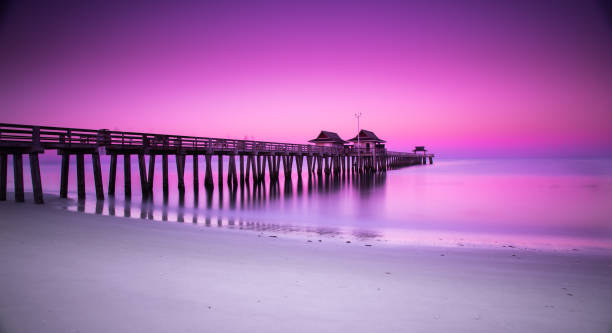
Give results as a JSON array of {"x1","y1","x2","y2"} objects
[{"x1": 0, "y1": 123, "x2": 434, "y2": 204}]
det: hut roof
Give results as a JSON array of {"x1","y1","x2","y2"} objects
[
  {"x1": 347, "y1": 129, "x2": 386, "y2": 143},
  {"x1": 308, "y1": 131, "x2": 347, "y2": 144}
]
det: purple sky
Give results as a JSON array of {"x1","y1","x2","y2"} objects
[{"x1": 1, "y1": 0, "x2": 611, "y2": 157}]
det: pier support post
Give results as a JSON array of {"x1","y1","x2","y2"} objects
[
  {"x1": 295, "y1": 155, "x2": 303, "y2": 177},
  {"x1": 429, "y1": 156, "x2": 433, "y2": 164},
  {"x1": 317, "y1": 156, "x2": 323, "y2": 175},
  {"x1": 228, "y1": 154, "x2": 238, "y2": 188},
  {"x1": 29, "y1": 153, "x2": 43, "y2": 204},
  {"x1": 260, "y1": 154, "x2": 267, "y2": 182},
  {"x1": 177, "y1": 154, "x2": 185, "y2": 193},
  {"x1": 108, "y1": 154, "x2": 117, "y2": 197},
  {"x1": 306, "y1": 155, "x2": 312, "y2": 176},
  {"x1": 205, "y1": 154, "x2": 213, "y2": 189},
  {"x1": 239, "y1": 154, "x2": 245, "y2": 184},
  {"x1": 76, "y1": 153, "x2": 85, "y2": 200},
  {"x1": 124, "y1": 154, "x2": 132, "y2": 198},
  {"x1": 217, "y1": 154, "x2": 224, "y2": 190},
  {"x1": 267, "y1": 155, "x2": 274, "y2": 182},
  {"x1": 162, "y1": 154, "x2": 169, "y2": 195},
  {"x1": 255, "y1": 155, "x2": 261, "y2": 183},
  {"x1": 324, "y1": 156, "x2": 330, "y2": 175},
  {"x1": 92, "y1": 152, "x2": 104, "y2": 200},
  {"x1": 147, "y1": 154, "x2": 156, "y2": 196},
  {"x1": 138, "y1": 153, "x2": 148, "y2": 197},
  {"x1": 285, "y1": 155, "x2": 293, "y2": 178},
  {"x1": 13, "y1": 153, "x2": 24, "y2": 202},
  {"x1": 193, "y1": 154, "x2": 199, "y2": 192},
  {"x1": 245, "y1": 155, "x2": 252, "y2": 184},
  {"x1": 0, "y1": 153, "x2": 6, "y2": 201},
  {"x1": 60, "y1": 152, "x2": 70, "y2": 198}
]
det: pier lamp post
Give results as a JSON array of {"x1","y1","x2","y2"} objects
[{"x1": 354, "y1": 112, "x2": 362, "y2": 171}]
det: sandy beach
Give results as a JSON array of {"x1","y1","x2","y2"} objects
[{"x1": 1, "y1": 198, "x2": 611, "y2": 333}]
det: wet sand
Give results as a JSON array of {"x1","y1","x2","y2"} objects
[{"x1": 1, "y1": 199, "x2": 611, "y2": 333}]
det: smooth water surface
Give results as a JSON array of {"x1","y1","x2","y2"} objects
[{"x1": 5, "y1": 154, "x2": 612, "y2": 250}]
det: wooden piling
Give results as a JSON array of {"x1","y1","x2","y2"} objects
[
  {"x1": 12, "y1": 153, "x2": 24, "y2": 202},
  {"x1": 92, "y1": 152, "x2": 104, "y2": 200},
  {"x1": 162, "y1": 154, "x2": 169, "y2": 195},
  {"x1": 192, "y1": 154, "x2": 199, "y2": 191},
  {"x1": 108, "y1": 154, "x2": 117, "y2": 197},
  {"x1": 124, "y1": 154, "x2": 132, "y2": 198},
  {"x1": 205, "y1": 154, "x2": 213, "y2": 189},
  {"x1": 267, "y1": 155, "x2": 274, "y2": 182},
  {"x1": 177, "y1": 154, "x2": 185, "y2": 192},
  {"x1": 29, "y1": 153, "x2": 43, "y2": 204},
  {"x1": 228, "y1": 154, "x2": 237, "y2": 188},
  {"x1": 255, "y1": 155, "x2": 261, "y2": 183},
  {"x1": 296, "y1": 155, "x2": 303, "y2": 176},
  {"x1": 260, "y1": 154, "x2": 267, "y2": 182},
  {"x1": 324, "y1": 156, "x2": 330, "y2": 175},
  {"x1": 245, "y1": 155, "x2": 252, "y2": 183},
  {"x1": 76, "y1": 153, "x2": 85, "y2": 200},
  {"x1": 239, "y1": 154, "x2": 245, "y2": 184},
  {"x1": 0, "y1": 153, "x2": 6, "y2": 201},
  {"x1": 217, "y1": 154, "x2": 223, "y2": 190},
  {"x1": 138, "y1": 154, "x2": 147, "y2": 197},
  {"x1": 60, "y1": 152, "x2": 70, "y2": 198},
  {"x1": 306, "y1": 156, "x2": 311, "y2": 175},
  {"x1": 147, "y1": 154, "x2": 155, "y2": 195}
]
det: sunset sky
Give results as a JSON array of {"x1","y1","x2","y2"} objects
[{"x1": 1, "y1": 0, "x2": 611, "y2": 157}]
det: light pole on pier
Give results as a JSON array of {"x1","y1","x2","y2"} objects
[{"x1": 354, "y1": 112, "x2": 362, "y2": 171}]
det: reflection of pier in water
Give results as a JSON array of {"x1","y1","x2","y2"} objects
[{"x1": 70, "y1": 172, "x2": 386, "y2": 239}]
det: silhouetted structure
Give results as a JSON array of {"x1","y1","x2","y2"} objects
[{"x1": 0, "y1": 123, "x2": 434, "y2": 204}]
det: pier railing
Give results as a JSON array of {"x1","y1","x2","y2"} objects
[{"x1": 0, "y1": 123, "x2": 433, "y2": 158}]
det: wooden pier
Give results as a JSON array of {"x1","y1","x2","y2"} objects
[{"x1": 0, "y1": 123, "x2": 434, "y2": 204}]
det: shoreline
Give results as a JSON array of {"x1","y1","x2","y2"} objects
[
  {"x1": 18, "y1": 191, "x2": 612, "y2": 255},
  {"x1": 1, "y1": 200, "x2": 612, "y2": 332}
]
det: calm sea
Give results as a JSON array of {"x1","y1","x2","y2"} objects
[{"x1": 5, "y1": 154, "x2": 612, "y2": 251}]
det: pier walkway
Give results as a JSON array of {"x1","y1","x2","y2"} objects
[{"x1": 0, "y1": 123, "x2": 434, "y2": 204}]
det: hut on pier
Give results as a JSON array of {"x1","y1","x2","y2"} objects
[
  {"x1": 347, "y1": 129, "x2": 386, "y2": 151},
  {"x1": 308, "y1": 131, "x2": 347, "y2": 148},
  {"x1": 413, "y1": 146, "x2": 427, "y2": 154}
]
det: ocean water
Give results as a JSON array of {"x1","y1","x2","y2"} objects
[{"x1": 4, "y1": 154, "x2": 612, "y2": 251}]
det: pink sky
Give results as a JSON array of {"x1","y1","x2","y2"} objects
[{"x1": 1, "y1": 1, "x2": 611, "y2": 157}]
